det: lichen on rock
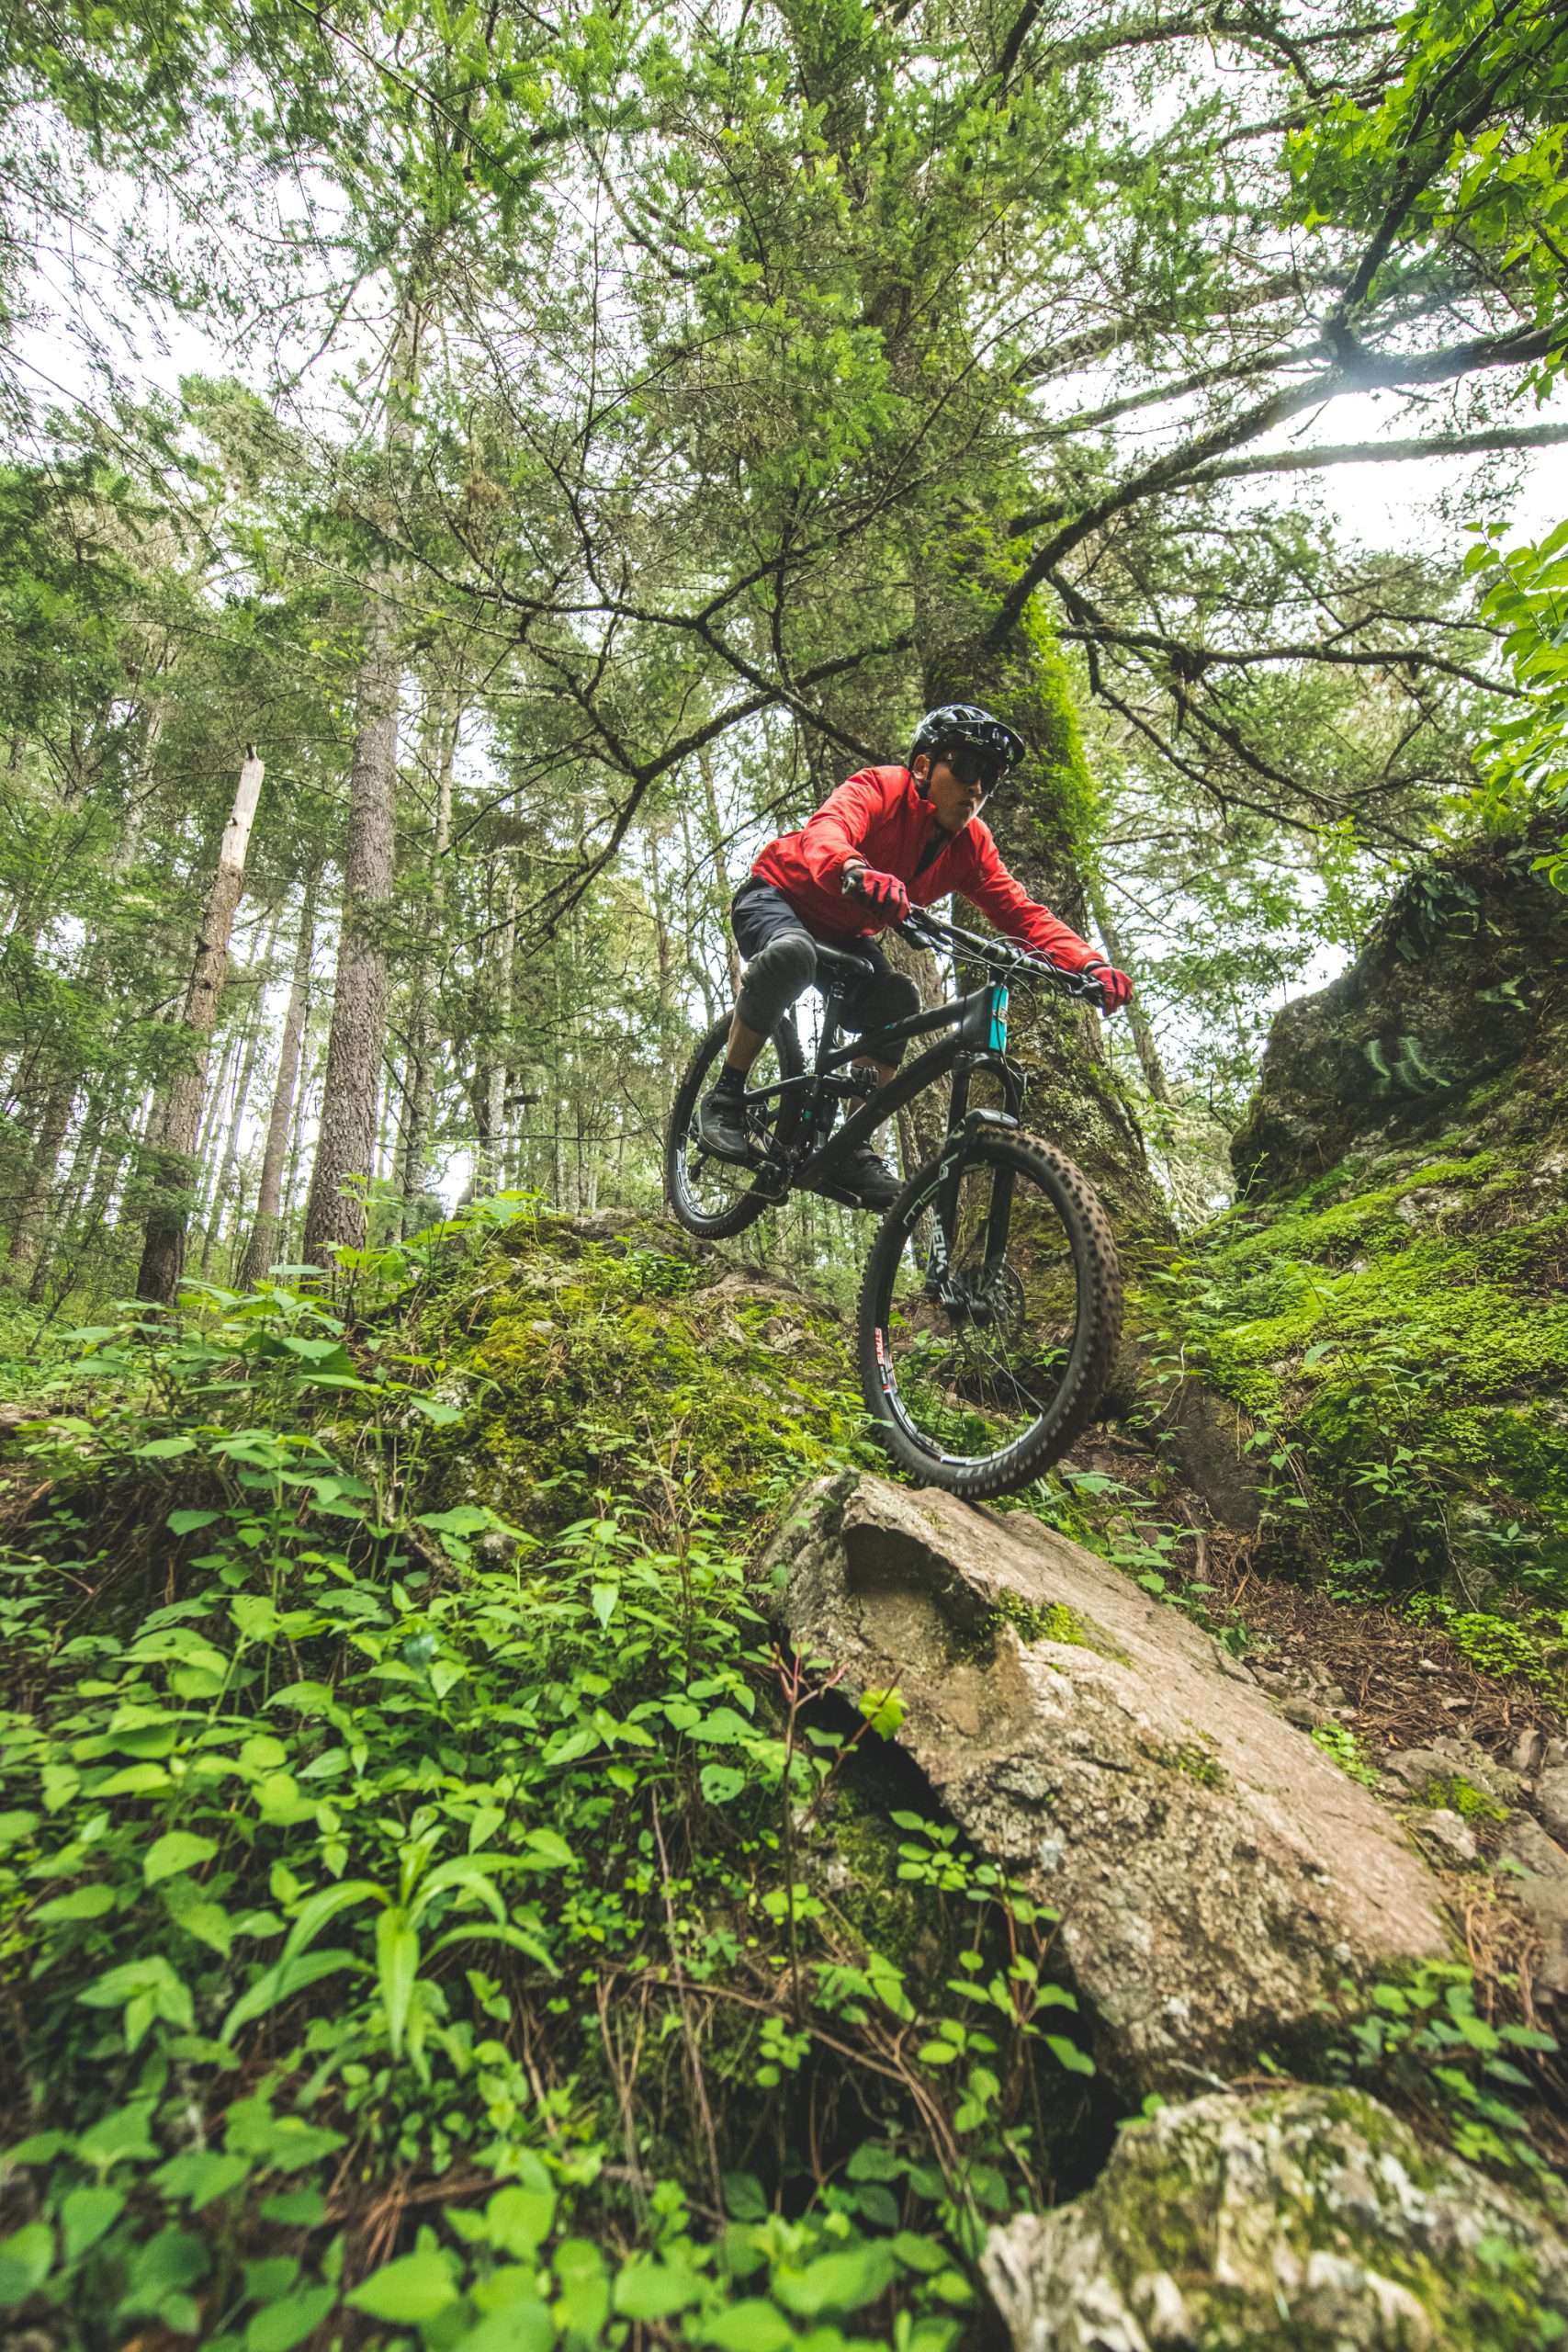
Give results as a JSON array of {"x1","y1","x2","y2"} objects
[
  {"x1": 773, "y1": 1471, "x2": 1450, "y2": 2092},
  {"x1": 983, "y1": 2086, "x2": 1568, "y2": 2351}
]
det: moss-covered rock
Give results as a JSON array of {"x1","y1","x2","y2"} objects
[
  {"x1": 416, "y1": 1204, "x2": 875, "y2": 1533},
  {"x1": 1231, "y1": 828, "x2": 1567, "y2": 1199},
  {"x1": 1154, "y1": 828, "x2": 1568, "y2": 1635},
  {"x1": 984, "y1": 2086, "x2": 1568, "y2": 2350}
]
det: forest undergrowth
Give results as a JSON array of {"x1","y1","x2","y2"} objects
[{"x1": 1, "y1": 1197, "x2": 1565, "y2": 2349}]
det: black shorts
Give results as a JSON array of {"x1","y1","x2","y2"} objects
[{"x1": 731, "y1": 878, "x2": 919, "y2": 1058}]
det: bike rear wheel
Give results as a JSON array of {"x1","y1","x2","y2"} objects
[
  {"x1": 857, "y1": 1129, "x2": 1121, "y2": 1499},
  {"x1": 666, "y1": 1013, "x2": 805, "y2": 1239}
]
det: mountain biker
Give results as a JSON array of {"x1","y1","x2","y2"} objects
[{"x1": 696, "y1": 704, "x2": 1134, "y2": 1209}]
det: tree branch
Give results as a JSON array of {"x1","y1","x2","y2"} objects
[
  {"x1": 991, "y1": 321, "x2": 1558, "y2": 644},
  {"x1": 1176, "y1": 418, "x2": 1568, "y2": 487}
]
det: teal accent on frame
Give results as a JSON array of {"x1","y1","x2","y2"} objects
[{"x1": 987, "y1": 984, "x2": 1009, "y2": 1053}]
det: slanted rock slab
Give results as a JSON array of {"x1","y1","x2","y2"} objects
[
  {"x1": 773, "y1": 1474, "x2": 1450, "y2": 2087},
  {"x1": 982, "y1": 2087, "x2": 1568, "y2": 2351}
]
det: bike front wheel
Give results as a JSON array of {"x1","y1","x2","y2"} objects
[{"x1": 857, "y1": 1129, "x2": 1122, "y2": 1499}]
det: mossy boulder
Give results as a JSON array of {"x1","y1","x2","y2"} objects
[
  {"x1": 1232, "y1": 826, "x2": 1567, "y2": 1198},
  {"x1": 1160, "y1": 829, "x2": 1568, "y2": 1627},
  {"x1": 417, "y1": 1205, "x2": 874, "y2": 1534},
  {"x1": 984, "y1": 2086, "x2": 1568, "y2": 2350}
]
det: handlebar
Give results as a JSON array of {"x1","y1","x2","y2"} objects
[{"x1": 895, "y1": 907, "x2": 1110, "y2": 1007}]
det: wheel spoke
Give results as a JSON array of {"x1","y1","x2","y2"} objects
[
  {"x1": 860, "y1": 1131, "x2": 1117, "y2": 1493},
  {"x1": 667, "y1": 1017, "x2": 801, "y2": 1239}
]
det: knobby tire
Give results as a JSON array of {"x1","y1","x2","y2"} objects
[
  {"x1": 856, "y1": 1129, "x2": 1122, "y2": 1499},
  {"x1": 665, "y1": 1012, "x2": 804, "y2": 1240}
]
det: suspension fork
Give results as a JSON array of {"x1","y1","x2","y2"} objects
[{"x1": 924, "y1": 1055, "x2": 1024, "y2": 1297}]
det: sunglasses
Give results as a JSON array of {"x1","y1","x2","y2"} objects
[{"x1": 943, "y1": 746, "x2": 1002, "y2": 792}]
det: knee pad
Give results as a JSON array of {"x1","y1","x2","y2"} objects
[{"x1": 737, "y1": 931, "x2": 816, "y2": 1030}]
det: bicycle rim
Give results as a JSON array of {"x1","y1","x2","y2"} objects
[
  {"x1": 858, "y1": 1131, "x2": 1121, "y2": 1498},
  {"x1": 666, "y1": 1017, "x2": 801, "y2": 1239}
]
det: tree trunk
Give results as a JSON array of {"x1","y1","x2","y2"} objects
[
  {"x1": 913, "y1": 536, "x2": 1171, "y2": 1250},
  {"x1": 698, "y1": 751, "x2": 744, "y2": 1001},
  {"x1": 282, "y1": 1034, "x2": 322, "y2": 1266},
  {"x1": 6, "y1": 746, "x2": 156, "y2": 1287},
  {"x1": 302, "y1": 589, "x2": 400, "y2": 1265},
  {"x1": 7, "y1": 1081, "x2": 77, "y2": 1288},
  {"x1": 400, "y1": 694, "x2": 456, "y2": 1234},
  {"x1": 303, "y1": 288, "x2": 422, "y2": 1268},
  {"x1": 475, "y1": 862, "x2": 518, "y2": 1200},
  {"x1": 238, "y1": 867, "x2": 318, "y2": 1287},
  {"x1": 1086, "y1": 876, "x2": 1171, "y2": 1106},
  {"x1": 135, "y1": 752, "x2": 266, "y2": 1305},
  {"x1": 199, "y1": 918, "x2": 277, "y2": 1274}
]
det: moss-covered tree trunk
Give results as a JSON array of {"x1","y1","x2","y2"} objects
[{"x1": 914, "y1": 531, "x2": 1171, "y2": 1251}]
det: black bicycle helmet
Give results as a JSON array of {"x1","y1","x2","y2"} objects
[{"x1": 909, "y1": 703, "x2": 1026, "y2": 774}]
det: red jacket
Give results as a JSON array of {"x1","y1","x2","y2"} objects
[{"x1": 751, "y1": 766, "x2": 1099, "y2": 970}]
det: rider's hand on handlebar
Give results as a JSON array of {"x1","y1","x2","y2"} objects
[
  {"x1": 845, "y1": 865, "x2": 911, "y2": 922},
  {"x1": 1084, "y1": 960, "x2": 1133, "y2": 1012}
]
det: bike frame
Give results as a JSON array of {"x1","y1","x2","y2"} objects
[{"x1": 740, "y1": 913, "x2": 1086, "y2": 1257}]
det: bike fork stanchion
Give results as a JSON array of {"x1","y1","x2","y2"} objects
[{"x1": 983, "y1": 1159, "x2": 1017, "y2": 1280}]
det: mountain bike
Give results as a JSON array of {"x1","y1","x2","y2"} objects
[{"x1": 665, "y1": 909, "x2": 1122, "y2": 1500}]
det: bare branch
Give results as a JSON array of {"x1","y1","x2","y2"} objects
[
  {"x1": 1177, "y1": 418, "x2": 1568, "y2": 488},
  {"x1": 992, "y1": 321, "x2": 1558, "y2": 643}
]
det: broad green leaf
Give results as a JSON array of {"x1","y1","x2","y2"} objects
[
  {"x1": 427, "y1": 1920, "x2": 555, "y2": 1973},
  {"x1": 221, "y1": 1948, "x2": 367, "y2": 2041},
  {"x1": 0, "y1": 2222, "x2": 53, "y2": 2307},
  {"x1": 700, "y1": 1764, "x2": 747, "y2": 1804},
  {"x1": 121, "y1": 2223, "x2": 208, "y2": 2308},
  {"x1": 699, "y1": 2297, "x2": 795, "y2": 2352},
  {"x1": 153, "y1": 2149, "x2": 251, "y2": 2210},
  {"x1": 858, "y1": 1686, "x2": 906, "y2": 1736},
  {"x1": 245, "y1": 2284, "x2": 336, "y2": 2351},
  {"x1": 454, "y1": 2299, "x2": 554, "y2": 2352},
  {"x1": 278, "y1": 1871, "x2": 383, "y2": 1966},
  {"x1": 691, "y1": 1707, "x2": 757, "y2": 1745},
  {"x1": 551, "y1": 2239, "x2": 608, "y2": 2338},
  {"x1": 61, "y1": 2186, "x2": 125, "y2": 2262},
  {"x1": 773, "y1": 2241, "x2": 896, "y2": 2316},
  {"x1": 520, "y1": 1827, "x2": 574, "y2": 1868},
  {"x1": 375, "y1": 1906, "x2": 420, "y2": 2057},
  {"x1": 164, "y1": 1886, "x2": 233, "y2": 1956},
  {"x1": 412, "y1": 1852, "x2": 508, "y2": 1921},
  {"x1": 34, "y1": 1882, "x2": 117, "y2": 1923},
  {"x1": 145, "y1": 1831, "x2": 218, "y2": 1886},
  {"x1": 134, "y1": 1435, "x2": 198, "y2": 1461},
  {"x1": 348, "y1": 2249, "x2": 457, "y2": 2323},
  {"x1": 259, "y1": 2188, "x2": 327, "y2": 2226},
  {"x1": 484, "y1": 2166, "x2": 556, "y2": 2257},
  {"x1": 1044, "y1": 2034, "x2": 1095, "y2": 2075},
  {"x1": 613, "y1": 2258, "x2": 699, "y2": 2320},
  {"x1": 76, "y1": 2098, "x2": 159, "y2": 2171},
  {"x1": 77, "y1": 1955, "x2": 192, "y2": 2043},
  {"x1": 96, "y1": 1762, "x2": 171, "y2": 1797}
]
